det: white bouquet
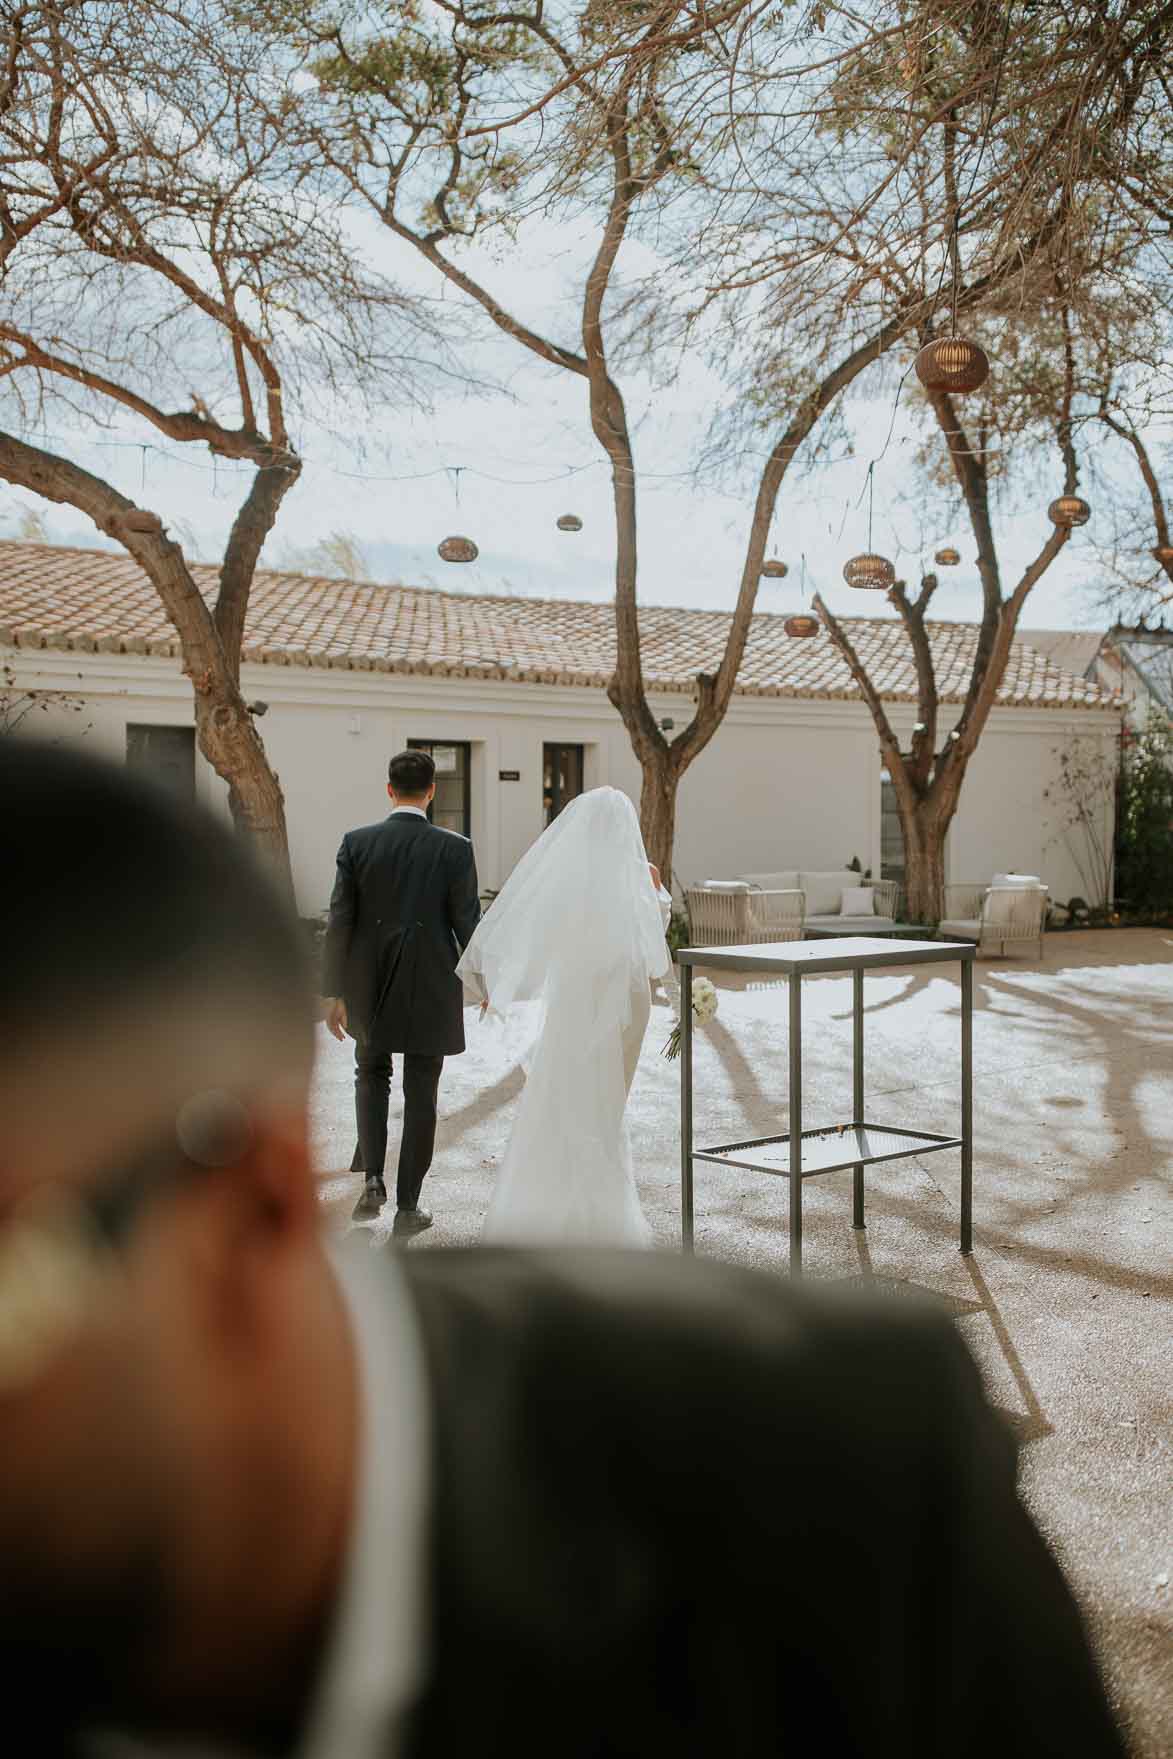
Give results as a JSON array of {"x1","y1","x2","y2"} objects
[{"x1": 663, "y1": 975, "x2": 718, "y2": 1061}]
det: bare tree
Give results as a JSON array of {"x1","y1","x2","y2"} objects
[
  {"x1": 1096, "y1": 403, "x2": 1173, "y2": 606},
  {"x1": 987, "y1": 266, "x2": 1173, "y2": 619},
  {"x1": 0, "y1": 2, "x2": 449, "y2": 871},
  {"x1": 271, "y1": 0, "x2": 1169, "y2": 881},
  {"x1": 816, "y1": 332, "x2": 1081, "y2": 921},
  {"x1": 716, "y1": 1, "x2": 1169, "y2": 918}
]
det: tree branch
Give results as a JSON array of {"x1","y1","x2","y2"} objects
[
  {"x1": 215, "y1": 459, "x2": 303, "y2": 682},
  {"x1": 0, "y1": 325, "x2": 283, "y2": 464},
  {"x1": 0, "y1": 424, "x2": 225, "y2": 684},
  {"x1": 890, "y1": 573, "x2": 939, "y2": 785},
  {"x1": 1099, "y1": 405, "x2": 1172, "y2": 577},
  {"x1": 811, "y1": 591, "x2": 904, "y2": 763}
]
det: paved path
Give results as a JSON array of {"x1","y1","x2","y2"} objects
[{"x1": 311, "y1": 928, "x2": 1172, "y2": 1755}]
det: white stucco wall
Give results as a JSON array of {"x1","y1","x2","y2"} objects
[{"x1": 4, "y1": 643, "x2": 1121, "y2": 913}]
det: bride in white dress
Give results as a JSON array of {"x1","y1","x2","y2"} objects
[{"x1": 457, "y1": 787, "x2": 672, "y2": 1246}]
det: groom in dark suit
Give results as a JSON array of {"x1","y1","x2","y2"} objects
[{"x1": 322, "y1": 747, "x2": 481, "y2": 1231}]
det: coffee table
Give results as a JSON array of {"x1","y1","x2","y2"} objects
[{"x1": 677, "y1": 936, "x2": 975, "y2": 1274}]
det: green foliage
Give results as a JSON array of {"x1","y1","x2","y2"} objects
[
  {"x1": 1115, "y1": 709, "x2": 1173, "y2": 911},
  {"x1": 312, "y1": 33, "x2": 459, "y2": 109},
  {"x1": 666, "y1": 901, "x2": 691, "y2": 958}
]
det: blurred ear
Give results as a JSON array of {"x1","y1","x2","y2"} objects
[{"x1": 161, "y1": 1100, "x2": 319, "y2": 1354}]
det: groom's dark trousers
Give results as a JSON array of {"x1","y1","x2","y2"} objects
[
  {"x1": 323, "y1": 808, "x2": 481, "y2": 1207},
  {"x1": 349, "y1": 1047, "x2": 444, "y2": 1210}
]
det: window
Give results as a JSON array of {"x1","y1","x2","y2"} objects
[
  {"x1": 543, "y1": 743, "x2": 585, "y2": 825},
  {"x1": 126, "y1": 724, "x2": 196, "y2": 801},
  {"x1": 407, "y1": 740, "x2": 471, "y2": 836},
  {"x1": 880, "y1": 771, "x2": 905, "y2": 885}
]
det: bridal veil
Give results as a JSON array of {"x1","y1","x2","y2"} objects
[{"x1": 457, "y1": 787, "x2": 670, "y2": 1244}]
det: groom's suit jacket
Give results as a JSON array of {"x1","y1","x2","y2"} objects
[
  {"x1": 398, "y1": 1249, "x2": 1123, "y2": 1759},
  {"x1": 322, "y1": 812, "x2": 480, "y2": 1055}
]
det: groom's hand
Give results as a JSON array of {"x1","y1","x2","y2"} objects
[{"x1": 323, "y1": 997, "x2": 348, "y2": 1041}]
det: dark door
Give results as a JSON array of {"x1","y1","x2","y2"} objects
[
  {"x1": 126, "y1": 724, "x2": 196, "y2": 801},
  {"x1": 407, "y1": 740, "x2": 471, "y2": 836},
  {"x1": 543, "y1": 743, "x2": 584, "y2": 825}
]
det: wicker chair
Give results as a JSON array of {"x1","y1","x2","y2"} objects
[
  {"x1": 939, "y1": 883, "x2": 1047, "y2": 958},
  {"x1": 869, "y1": 878, "x2": 903, "y2": 922},
  {"x1": 684, "y1": 883, "x2": 805, "y2": 947}
]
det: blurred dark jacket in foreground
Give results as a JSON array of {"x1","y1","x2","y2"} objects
[{"x1": 397, "y1": 1247, "x2": 1123, "y2": 1759}]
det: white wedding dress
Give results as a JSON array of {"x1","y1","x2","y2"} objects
[{"x1": 457, "y1": 787, "x2": 671, "y2": 1246}]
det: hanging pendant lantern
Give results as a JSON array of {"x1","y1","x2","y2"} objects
[
  {"x1": 1047, "y1": 495, "x2": 1090, "y2": 529},
  {"x1": 934, "y1": 546, "x2": 960, "y2": 566},
  {"x1": 784, "y1": 553, "x2": 819, "y2": 639},
  {"x1": 1151, "y1": 544, "x2": 1173, "y2": 565},
  {"x1": 437, "y1": 535, "x2": 479, "y2": 563},
  {"x1": 843, "y1": 551, "x2": 896, "y2": 590},
  {"x1": 784, "y1": 613, "x2": 820, "y2": 639},
  {"x1": 915, "y1": 336, "x2": 990, "y2": 395},
  {"x1": 761, "y1": 558, "x2": 789, "y2": 579},
  {"x1": 556, "y1": 513, "x2": 583, "y2": 532},
  {"x1": 843, "y1": 463, "x2": 895, "y2": 590}
]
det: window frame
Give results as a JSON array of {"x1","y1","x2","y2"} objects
[{"x1": 406, "y1": 738, "x2": 472, "y2": 837}]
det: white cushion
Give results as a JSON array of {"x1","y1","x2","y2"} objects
[
  {"x1": 939, "y1": 919, "x2": 980, "y2": 939},
  {"x1": 990, "y1": 873, "x2": 1043, "y2": 889},
  {"x1": 800, "y1": 871, "x2": 860, "y2": 915},
  {"x1": 840, "y1": 886, "x2": 875, "y2": 916},
  {"x1": 737, "y1": 871, "x2": 799, "y2": 892},
  {"x1": 701, "y1": 879, "x2": 750, "y2": 893}
]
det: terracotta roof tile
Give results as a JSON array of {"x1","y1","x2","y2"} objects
[{"x1": 0, "y1": 540, "x2": 1117, "y2": 711}]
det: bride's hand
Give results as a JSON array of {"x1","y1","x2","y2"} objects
[{"x1": 648, "y1": 862, "x2": 662, "y2": 890}]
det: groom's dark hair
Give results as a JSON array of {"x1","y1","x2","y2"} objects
[{"x1": 389, "y1": 747, "x2": 435, "y2": 795}]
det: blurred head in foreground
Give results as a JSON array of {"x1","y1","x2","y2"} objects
[{"x1": 0, "y1": 741, "x2": 350, "y2": 1748}]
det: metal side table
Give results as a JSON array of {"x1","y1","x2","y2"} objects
[{"x1": 677, "y1": 936, "x2": 975, "y2": 1274}]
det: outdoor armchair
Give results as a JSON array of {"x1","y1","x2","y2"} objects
[
  {"x1": 939, "y1": 883, "x2": 1047, "y2": 958},
  {"x1": 684, "y1": 881, "x2": 805, "y2": 946}
]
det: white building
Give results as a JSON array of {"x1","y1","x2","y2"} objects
[
  {"x1": 1026, "y1": 622, "x2": 1173, "y2": 730},
  {"x1": 1, "y1": 540, "x2": 1122, "y2": 911}
]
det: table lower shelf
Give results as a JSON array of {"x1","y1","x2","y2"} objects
[{"x1": 693, "y1": 1120, "x2": 963, "y2": 1181}]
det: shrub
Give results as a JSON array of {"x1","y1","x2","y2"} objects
[{"x1": 1116, "y1": 710, "x2": 1173, "y2": 911}]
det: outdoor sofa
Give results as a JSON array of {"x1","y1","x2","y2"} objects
[{"x1": 684, "y1": 870, "x2": 902, "y2": 946}]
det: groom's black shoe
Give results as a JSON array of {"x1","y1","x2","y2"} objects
[
  {"x1": 393, "y1": 1205, "x2": 433, "y2": 1240},
  {"x1": 352, "y1": 1176, "x2": 387, "y2": 1222}
]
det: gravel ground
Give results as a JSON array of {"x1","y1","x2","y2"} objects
[{"x1": 311, "y1": 928, "x2": 1172, "y2": 1756}]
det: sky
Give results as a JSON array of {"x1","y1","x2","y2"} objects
[{"x1": 0, "y1": 209, "x2": 1124, "y2": 635}]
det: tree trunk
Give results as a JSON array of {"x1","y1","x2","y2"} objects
[
  {"x1": 638, "y1": 747, "x2": 679, "y2": 884},
  {"x1": 198, "y1": 698, "x2": 289, "y2": 873},
  {"x1": 899, "y1": 786, "x2": 961, "y2": 923},
  {"x1": 0, "y1": 429, "x2": 293, "y2": 885}
]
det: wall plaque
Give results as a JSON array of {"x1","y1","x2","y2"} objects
[{"x1": 499, "y1": 769, "x2": 521, "y2": 781}]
